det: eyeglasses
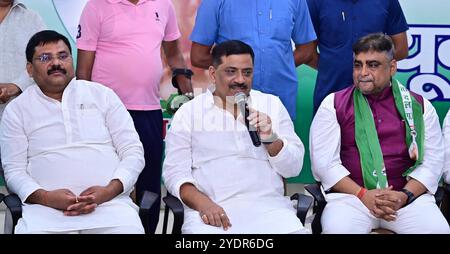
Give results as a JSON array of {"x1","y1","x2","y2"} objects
[{"x1": 33, "y1": 52, "x2": 72, "y2": 64}]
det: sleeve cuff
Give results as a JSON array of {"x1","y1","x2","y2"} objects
[
  {"x1": 76, "y1": 42, "x2": 97, "y2": 51},
  {"x1": 172, "y1": 178, "x2": 198, "y2": 201},
  {"x1": 112, "y1": 169, "x2": 134, "y2": 194},
  {"x1": 316, "y1": 164, "x2": 350, "y2": 191},
  {"x1": 267, "y1": 137, "x2": 289, "y2": 162},
  {"x1": 163, "y1": 32, "x2": 181, "y2": 42},
  {"x1": 19, "y1": 183, "x2": 42, "y2": 203},
  {"x1": 408, "y1": 170, "x2": 439, "y2": 194}
]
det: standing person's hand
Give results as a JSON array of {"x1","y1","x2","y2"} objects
[{"x1": 0, "y1": 83, "x2": 20, "y2": 103}]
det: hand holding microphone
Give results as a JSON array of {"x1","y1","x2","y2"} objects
[
  {"x1": 235, "y1": 92, "x2": 261, "y2": 147},
  {"x1": 235, "y1": 92, "x2": 278, "y2": 147},
  {"x1": 247, "y1": 107, "x2": 275, "y2": 142}
]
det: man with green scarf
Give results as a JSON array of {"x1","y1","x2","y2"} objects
[{"x1": 310, "y1": 33, "x2": 449, "y2": 233}]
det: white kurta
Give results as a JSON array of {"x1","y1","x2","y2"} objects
[
  {"x1": 0, "y1": 78, "x2": 144, "y2": 233},
  {"x1": 163, "y1": 89, "x2": 306, "y2": 234},
  {"x1": 443, "y1": 110, "x2": 450, "y2": 184},
  {"x1": 310, "y1": 93, "x2": 444, "y2": 193}
]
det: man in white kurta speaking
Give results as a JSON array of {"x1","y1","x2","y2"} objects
[
  {"x1": 0, "y1": 30, "x2": 145, "y2": 234},
  {"x1": 163, "y1": 40, "x2": 308, "y2": 234}
]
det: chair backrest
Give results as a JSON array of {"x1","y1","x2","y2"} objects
[
  {"x1": 162, "y1": 192, "x2": 184, "y2": 234},
  {"x1": 439, "y1": 183, "x2": 450, "y2": 224}
]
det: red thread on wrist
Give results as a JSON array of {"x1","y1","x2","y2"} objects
[{"x1": 357, "y1": 187, "x2": 367, "y2": 199}]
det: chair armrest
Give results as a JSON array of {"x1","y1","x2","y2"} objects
[
  {"x1": 3, "y1": 193, "x2": 22, "y2": 234},
  {"x1": 290, "y1": 193, "x2": 313, "y2": 225},
  {"x1": 435, "y1": 186, "x2": 445, "y2": 206},
  {"x1": 305, "y1": 183, "x2": 326, "y2": 209},
  {"x1": 162, "y1": 193, "x2": 184, "y2": 234},
  {"x1": 444, "y1": 183, "x2": 450, "y2": 194},
  {"x1": 305, "y1": 183, "x2": 327, "y2": 234},
  {"x1": 139, "y1": 190, "x2": 159, "y2": 234}
]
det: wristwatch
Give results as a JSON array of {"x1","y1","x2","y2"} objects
[
  {"x1": 400, "y1": 188, "x2": 415, "y2": 207},
  {"x1": 261, "y1": 132, "x2": 279, "y2": 144},
  {"x1": 171, "y1": 68, "x2": 194, "y2": 94}
]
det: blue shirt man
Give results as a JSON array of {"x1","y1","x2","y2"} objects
[
  {"x1": 190, "y1": 0, "x2": 317, "y2": 120},
  {"x1": 306, "y1": 0, "x2": 409, "y2": 113}
]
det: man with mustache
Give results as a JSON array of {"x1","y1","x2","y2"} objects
[
  {"x1": 163, "y1": 40, "x2": 308, "y2": 233},
  {"x1": 0, "y1": 30, "x2": 145, "y2": 234},
  {"x1": 310, "y1": 33, "x2": 449, "y2": 233}
]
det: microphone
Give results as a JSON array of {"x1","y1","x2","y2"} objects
[{"x1": 234, "y1": 92, "x2": 261, "y2": 147}]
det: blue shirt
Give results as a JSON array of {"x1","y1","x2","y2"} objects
[
  {"x1": 307, "y1": 0, "x2": 408, "y2": 112},
  {"x1": 190, "y1": 0, "x2": 316, "y2": 120}
]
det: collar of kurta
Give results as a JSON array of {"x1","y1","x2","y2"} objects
[
  {"x1": 11, "y1": 0, "x2": 25, "y2": 9},
  {"x1": 35, "y1": 77, "x2": 77, "y2": 102},
  {"x1": 207, "y1": 88, "x2": 255, "y2": 109}
]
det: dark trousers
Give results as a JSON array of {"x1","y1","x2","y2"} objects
[{"x1": 129, "y1": 110, "x2": 163, "y2": 234}]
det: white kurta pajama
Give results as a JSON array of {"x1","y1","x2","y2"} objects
[
  {"x1": 163, "y1": 89, "x2": 307, "y2": 234},
  {"x1": 310, "y1": 93, "x2": 449, "y2": 234},
  {"x1": 0, "y1": 78, "x2": 144, "y2": 233},
  {"x1": 443, "y1": 110, "x2": 450, "y2": 185}
]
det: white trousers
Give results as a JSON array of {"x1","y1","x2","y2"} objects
[
  {"x1": 23, "y1": 225, "x2": 144, "y2": 234},
  {"x1": 321, "y1": 193, "x2": 450, "y2": 234}
]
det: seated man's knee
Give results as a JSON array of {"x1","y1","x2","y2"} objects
[{"x1": 321, "y1": 205, "x2": 372, "y2": 234}]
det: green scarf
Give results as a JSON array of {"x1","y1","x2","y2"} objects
[{"x1": 353, "y1": 79, "x2": 424, "y2": 190}]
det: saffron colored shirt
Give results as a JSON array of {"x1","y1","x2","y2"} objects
[
  {"x1": 0, "y1": 78, "x2": 144, "y2": 233},
  {"x1": 163, "y1": 89, "x2": 306, "y2": 233},
  {"x1": 77, "y1": 0, "x2": 181, "y2": 110},
  {"x1": 310, "y1": 90, "x2": 443, "y2": 194}
]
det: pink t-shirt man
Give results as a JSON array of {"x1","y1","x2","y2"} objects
[{"x1": 77, "y1": 0, "x2": 181, "y2": 110}]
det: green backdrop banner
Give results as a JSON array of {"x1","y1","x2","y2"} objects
[{"x1": 19, "y1": 0, "x2": 450, "y2": 184}]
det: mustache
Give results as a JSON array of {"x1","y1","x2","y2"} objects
[
  {"x1": 47, "y1": 65, "x2": 67, "y2": 75},
  {"x1": 229, "y1": 83, "x2": 248, "y2": 90}
]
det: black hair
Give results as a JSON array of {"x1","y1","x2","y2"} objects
[
  {"x1": 211, "y1": 40, "x2": 254, "y2": 67},
  {"x1": 26, "y1": 30, "x2": 72, "y2": 62},
  {"x1": 352, "y1": 33, "x2": 395, "y2": 61}
]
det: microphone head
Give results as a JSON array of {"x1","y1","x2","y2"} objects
[{"x1": 234, "y1": 92, "x2": 247, "y2": 105}]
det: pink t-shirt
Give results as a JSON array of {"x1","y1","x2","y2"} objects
[{"x1": 77, "y1": 0, "x2": 181, "y2": 110}]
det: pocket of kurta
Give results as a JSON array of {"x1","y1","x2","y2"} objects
[{"x1": 79, "y1": 108, "x2": 110, "y2": 142}]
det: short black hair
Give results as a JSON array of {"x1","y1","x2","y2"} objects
[
  {"x1": 352, "y1": 33, "x2": 395, "y2": 61},
  {"x1": 211, "y1": 40, "x2": 254, "y2": 67},
  {"x1": 26, "y1": 30, "x2": 72, "y2": 62}
]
